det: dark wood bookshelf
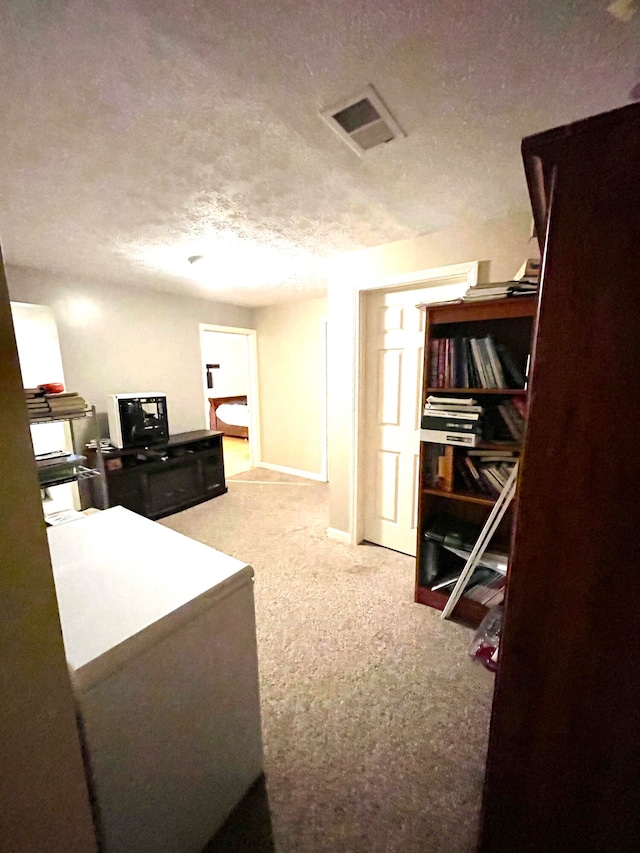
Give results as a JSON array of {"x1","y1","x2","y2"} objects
[
  {"x1": 415, "y1": 294, "x2": 537, "y2": 626},
  {"x1": 480, "y1": 101, "x2": 640, "y2": 853}
]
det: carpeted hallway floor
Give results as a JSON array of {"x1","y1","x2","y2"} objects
[{"x1": 161, "y1": 468, "x2": 494, "y2": 853}]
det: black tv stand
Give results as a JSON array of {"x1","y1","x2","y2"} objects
[{"x1": 87, "y1": 430, "x2": 226, "y2": 520}]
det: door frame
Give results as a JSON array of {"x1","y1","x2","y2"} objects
[
  {"x1": 320, "y1": 316, "x2": 328, "y2": 482},
  {"x1": 198, "y1": 324, "x2": 261, "y2": 468},
  {"x1": 351, "y1": 261, "x2": 478, "y2": 545}
]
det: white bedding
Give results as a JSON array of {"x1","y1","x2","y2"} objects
[{"x1": 215, "y1": 402, "x2": 250, "y2": 427}]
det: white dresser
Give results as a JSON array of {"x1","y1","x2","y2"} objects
[{"x1": 48, "y1": 506, "x2": 263, "y2": 853}]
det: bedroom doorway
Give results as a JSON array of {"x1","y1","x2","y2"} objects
[{"x1": 199, "y1": 325, "x2": 260, "y2": 477}]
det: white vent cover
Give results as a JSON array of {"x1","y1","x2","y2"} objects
[{"x1": 321, "y1": 85, "x2": 405, "y2": 155}]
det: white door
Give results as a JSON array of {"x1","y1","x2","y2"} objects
[{"x1": 362, "y1": 287, "x2": 428, "y2": 556}]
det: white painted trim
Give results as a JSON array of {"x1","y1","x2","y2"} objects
[
  {"x1": 357, "y1": 261, "x2": 479, "y2": 293},
  {"x1": 198, "y1": 323, "x2": 261, "y2": 467},
  {"x1": 259, "y1": 462, "x2": 326, "y2": 482},
  {"x1": 326, "y1": 527, "x2": 352, "y2": 544},
  {"x1": 319, "y1": 317, "x2": 328, "y2": 482},
  {"x1": 350, "y1": 261, "x2": 478, "y2": 547},
  {"x1": 349, "y1": 285, "x2": 362, "y2": 545}
]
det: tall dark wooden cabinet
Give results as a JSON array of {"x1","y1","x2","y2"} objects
[{"x1": 479, "y1": 103, "x2": 640, "y2": 851}]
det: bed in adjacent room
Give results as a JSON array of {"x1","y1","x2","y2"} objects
[{"x1": 209, "y1": 395, "x2": 249, "y2": 439}]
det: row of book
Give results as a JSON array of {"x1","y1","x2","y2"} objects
[
  {"x1": 428, "y1": 334, "x2": 526, "y2": 389},
  {"x1": 25, "y1": 387, "x2": 89, "y2": 421},
  {"x1": 423, "y1": 441, "x2": 519, "y2": 499},
  {"x1": 456, "y1": 450, "x2": 518, "y2": 498}
]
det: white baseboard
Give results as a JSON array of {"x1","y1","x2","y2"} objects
[
  {"x1": 326, "y1": 527, "x2": 352, "y2": 544},
  {"x1": 258, "y1": 461, "x2": 327, "y2": 482}
]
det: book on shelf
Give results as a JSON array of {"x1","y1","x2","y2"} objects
[
  {"x1": 464, "y1": 283, "x2": 514, "y2": 301},
  {"x1": 420, "y1": 428, "x2": 479, "y2": 447},
  {"x1": 423, "y1": 405, "x2": 481, "y2": 420},
  {"x1": 421, "y1": 416, "x2": 481, "y2": 433},
  {"x1": 497, "y1": 402, "x2": 524, "y2": 441},
  {"x1": 423, "y1": 443, "x2": 454, "y2": 491},
  {"x1": 451, "y1": 448, "x2": 519, "y2": 498},
  {"x1": 424, "y1": 399, "x2": 484, "y2": 426},
  {"x1": 27, "y1": 391, "x2": 89, "y2": 420},
  {"x1": 485, "y1": 336, "x2": 506, "y2": 387},
  {"x1": 425, "y1": 395, "x2": 481, "y2": 409},
  {"x1": 480, "y1": 466, "x2": 506, "y2": 496},
  {"x1": 429, "y1": 336, "x2": 527, "y2": 390},
  {"x1": 495, "y1": 343, "x2": 526, "y2": 387}
]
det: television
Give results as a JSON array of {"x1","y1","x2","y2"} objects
[{"x1": 107, "y1": 393, "x2": 169, "y2": 449}]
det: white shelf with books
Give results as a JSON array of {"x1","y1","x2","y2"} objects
[{"x1": 25, "y1": 388, "x2": 108, "y2": 519}]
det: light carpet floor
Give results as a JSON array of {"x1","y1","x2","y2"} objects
[{"x1": 161, "y1": 468, "x2": 494, "y2": 853}]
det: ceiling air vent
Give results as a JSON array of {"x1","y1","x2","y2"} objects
[{"x1": 321, "y1": 85, "x2": 405, "y2": 155}]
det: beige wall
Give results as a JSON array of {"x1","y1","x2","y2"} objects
[
  {"x1": 0, "y1": 256, "x2": 97, "y2": 850},
  {"x1": 6, "y1": 266, "x2": 255, "y2": 444},
  {"x1": 326, "y1": 209, "x2": 536, "y2": 535},
  {"x1": 255, "y1": 297, "x2": 327, "y2": 478}
]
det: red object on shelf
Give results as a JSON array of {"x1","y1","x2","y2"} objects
[{"x1": 39, "y1": 382, "x2": 65, "y2": 394}]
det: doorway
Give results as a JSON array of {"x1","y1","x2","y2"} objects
[
  {"x1": 355, "y1": 263, "x2": 478, "y2": 554},
  {"x1": 199, "y1": 325, "x2": 261, "y2": 478}
]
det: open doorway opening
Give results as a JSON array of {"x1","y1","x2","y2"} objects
[{"x1": 199, "y1": 324, "x2": 260, "y2": 478}]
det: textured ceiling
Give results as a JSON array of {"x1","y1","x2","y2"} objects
[{"x1": 0, "y1": 0, "x2": 639, "y2": 306}]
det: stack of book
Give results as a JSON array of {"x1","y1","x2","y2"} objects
[
  {"x1": 25, "y1": 388, "x2": 52, "y2": 420},
  {"x1": 463, "y1": 279, "x2": 538, "y2": 302},
  {"x1": 420, "y1": 396, "x2": 483, "y2": 448},
  {"x1": 428, "y1": 335, "x2": 526, "y2": 389},
  {"x1": 416, "y1": 260, "x2": 540, "y2": 309},
  {"x1": 463, "y1": 259, "x2": 540, "y2": 302},
  {"x1": 24, "y1": 388, "x2": 88, "y2": 421}
]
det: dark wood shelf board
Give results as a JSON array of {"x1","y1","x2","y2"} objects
[
  {"x1": 422, "y1": 487, "x2": 497, "y2": 507},
  {"x1": 427, "y1": 296, "x2": 537, "y2": 325},
  {"x1": 425, "y1": 387, "x2": 527, "y2": 395},
  {"x1": 475, "y1": 441, "x2": 522, "y2": 452},
  {"x1": 414, "y1": 584, "x2": 487, "y2": 627}
]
